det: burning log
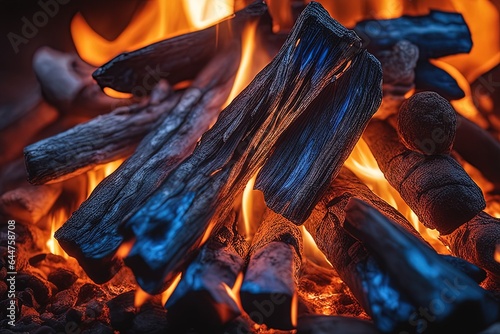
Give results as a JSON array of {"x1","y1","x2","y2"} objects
[
  {"x1": 354, "y1": 10, "x2": 472, "y2": 99},
  {"x1": 343, "y1": 198, "x2": 500, "y2": 333},
  {"x1": 33, "y1": 47, "x2": 131, "y2": 117},
  {"x1": 397, "y1": 91, "x2": 457, "y2": 155},
  {"x1": 24, "y1": 81, "x2": 178, "y2": 185},
  {"x1": 454, "y1": 114, "x2": 500, "y2": 187},
  {"x1": 441, "y1": 211, "x2": 500, "y2": 281},
  {"x1": 165, "y1": 218, "x2": 247, "y2": 332},
  {"x1": 304, "y1": 167, "x2": 489, "y2": 333},
  {"x1": 93, "y1": 2, "x2": 268, "y2": 93},
  {"x1": 0, "y1": 183, "x2": 62, "y2": 224},
  {"x1": 297, "y1": 315, "x2": 378, "y2": 334},
  {"x1": 363, "y1": 118, "x2": 485, "y2": 234},
  {"x1": 240, "y1": 209, "x2": 302, "y2": 330},
  {"x1": 122, "y1": 2, "x2": 382, "y2": 293},
  {"x1": 55, "y1": 44, "x2": 241, "y2": 283}
]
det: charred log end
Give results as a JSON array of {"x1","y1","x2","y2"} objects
[
  {"x1": 166, "y1": 290, "x2": 240, "y2": 332},
  {"x1": 241, "y1": 241, "x2": 297, "y2": 330},
  {"x1": 442, "y1": 212, "x2": 500, "y2": 279},
  {"x1": 56, "y1": 237, "x2": 123, "y2": 284},
  {"x1": 422, "y1": 182, "x2": 486, "y2": 235}
]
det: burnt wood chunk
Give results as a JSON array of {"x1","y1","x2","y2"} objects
[
  {"x1": 363, "y1": 119, "x2": 485, "y2": 234},
  {"x1": 304, "y1": 177, "x2": 417, "y2": 333},
  {"x1": 93, "y1": 2, "x2": 268, "y2": 93},
  {"x1": 0, "y1": 183, "x2": 62, "y2": 224},
  {"x1": 165, "y1": 223, "x2": 246, "y2": 332},
  {"x1": 441, "y1": 211, "x2": 500, "y2": 281},
  {"x1": 397, "y1": 91, "x2": 457, "y2": 155},
  {"x1": 240, "y1": 209, "x2": 302, "y2": 330},
  {"x1": 354, "y1": 10, "x2": 472, "y2": 100},
  {"x1": 343, "y1": 198, "x2": 500, "y2": 334},
  {"x1": 55, "y1": 46, "x2": 241, "y2": 284},
  {"x1": 122, "y1": 2, "x2": 382, "y2": 293},
  {"x1": 24, "y1": 81, "x2": 177, "y2": 185},
  {"x1": 454, "y1": 114, "x2": 500, "y2": 188}
]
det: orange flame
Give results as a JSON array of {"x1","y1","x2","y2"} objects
[
  {"x1": 115, "y1": 238, "x2": 135, "y2": 260},
  {"x1": 161, "y1": 272, "x2": 183, "y2": 306},
  {"x1": 71, "y1": 0, "x2": 234, "y2": 67},
  {"x1": 222, "y1": 272, "x2": 244, "y2": 311},
  {"x1": 46, "y1": 208, "x2": 69, "y2": 258},
  {"x1": 291, "y1": 291, "x2": 298, "y2": 328},
  {"x1": 495, "y1": 244, "x2": 500, "y2": 263},
  {"x1": 301, "y1": 226, "x2": 332, "y2": 268},
  {"x1": 86, "y1": 160, "x2": 123, "y2": 198},
  {"x1": 224, "y1": 21, "x2": 270, "y2": 107},
  {"x1": 134, "y1": 287, "x2": 151, "y2": 308}
]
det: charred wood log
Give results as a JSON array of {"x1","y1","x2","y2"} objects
[
  {"x1": 363, "y1": 118, "x2": 485, "y2": 234},
  {"x1": 397, "y1": 91, "x2": 457, "y2": 155},
  {"x1": 441, "y1": 211, "x2": 500, "y2": 281},
  {"x1": 55, "y1": 45, "x2": 241, "y2": 283},
  {"x1": 304, "y1": 184, "x2": 417, "y2": 333},
  {"x1": 454, "y1": 114, "x2": 500, "y2": 188},
  {"x1": 93, "y1": 2, "x2": 268, "y2": 93},
  {"x1": 33, "y1": 47, "x2": 131, "y2": 117},
  {"x1": 122, "y1": 2, "x2": 382, "y2": 293},
  {"x1": 165, "y1": 217, "x2": 247, "y2": 332},
  {"x1": 354, "y1": 10, "x2": 472, "y2": 100},
  {"x1": 343, "y1": 198, "x2": 500, "y2": 333},
  {"x1": 0, "y1": 183, "x2": 62, "y2": 224},
  {"x1": 304, "y1": 168, "x2": 488, "y2": 333},
  {"x1": 240, "y1": 209, "x2": 302, "y2": 330},
  {"x1": 297, "y1": 315, "x2": 378, "y2": 334},
  {"x1": 24, "y1": 81, "x2": 177, "y2": 185}
]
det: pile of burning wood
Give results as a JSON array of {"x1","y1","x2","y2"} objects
[{"x1": 1, "y1": 1, "x2": 500, "y2": 333}]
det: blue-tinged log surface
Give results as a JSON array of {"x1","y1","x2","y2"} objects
[
  {"x1": 55, "y1": 43, "x2": 241, "y2": 283},
  {"x1": 354, "y1": 10, "x2": 472, "y2": 100},
  {"x1": 122, "y1": 2, "x2": 382, "y2": 293},
  {"x1": 343, "y1": 198, "x2": 500, "y2": 334}
]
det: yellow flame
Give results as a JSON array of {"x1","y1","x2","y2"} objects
[
  {"x1": 242, "y1": 172, "x2": 258, "y2": 239},
  {"x1": 224, "y1": 21, "x2": 270, "y2": 107},
  {"x1": 134, "y1": 287, "x2": 152, "y2": 308},
  {"x1": 161, "y1": 272, "x2": 183, "y2": 306},
  {"x1": 222, "y1": 272, "x2": 244, "y2": 311},
  {"x1": 86, "y1": 160, "x2": 123, "y2": 198},
  {"x1": 46, "y1": 208, "x2": 69, "y2": 258},
  {"x1": 291, "y1": 291, "x2": 298, "y2": 328},
  {"x1": 115, "y1": 238, "x2": 135, "y2": 260},
  {"x1": 301, "y1": 226, "x2": 332, "y2": 268},
  {"x1": 71, "y1": 0, "x2": 234, "y2": 66}
]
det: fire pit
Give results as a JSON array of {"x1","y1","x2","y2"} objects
[{"x1": 1, "y1": 1, "x2": 500, "y2": 333}]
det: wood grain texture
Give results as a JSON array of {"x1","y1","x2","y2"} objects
[
  {"x1": 363, "y1": 118, "x2": 485, "y2": 234},
  {"x1": 122, "y1": 2, "x2": 381, "y2": 293}
]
